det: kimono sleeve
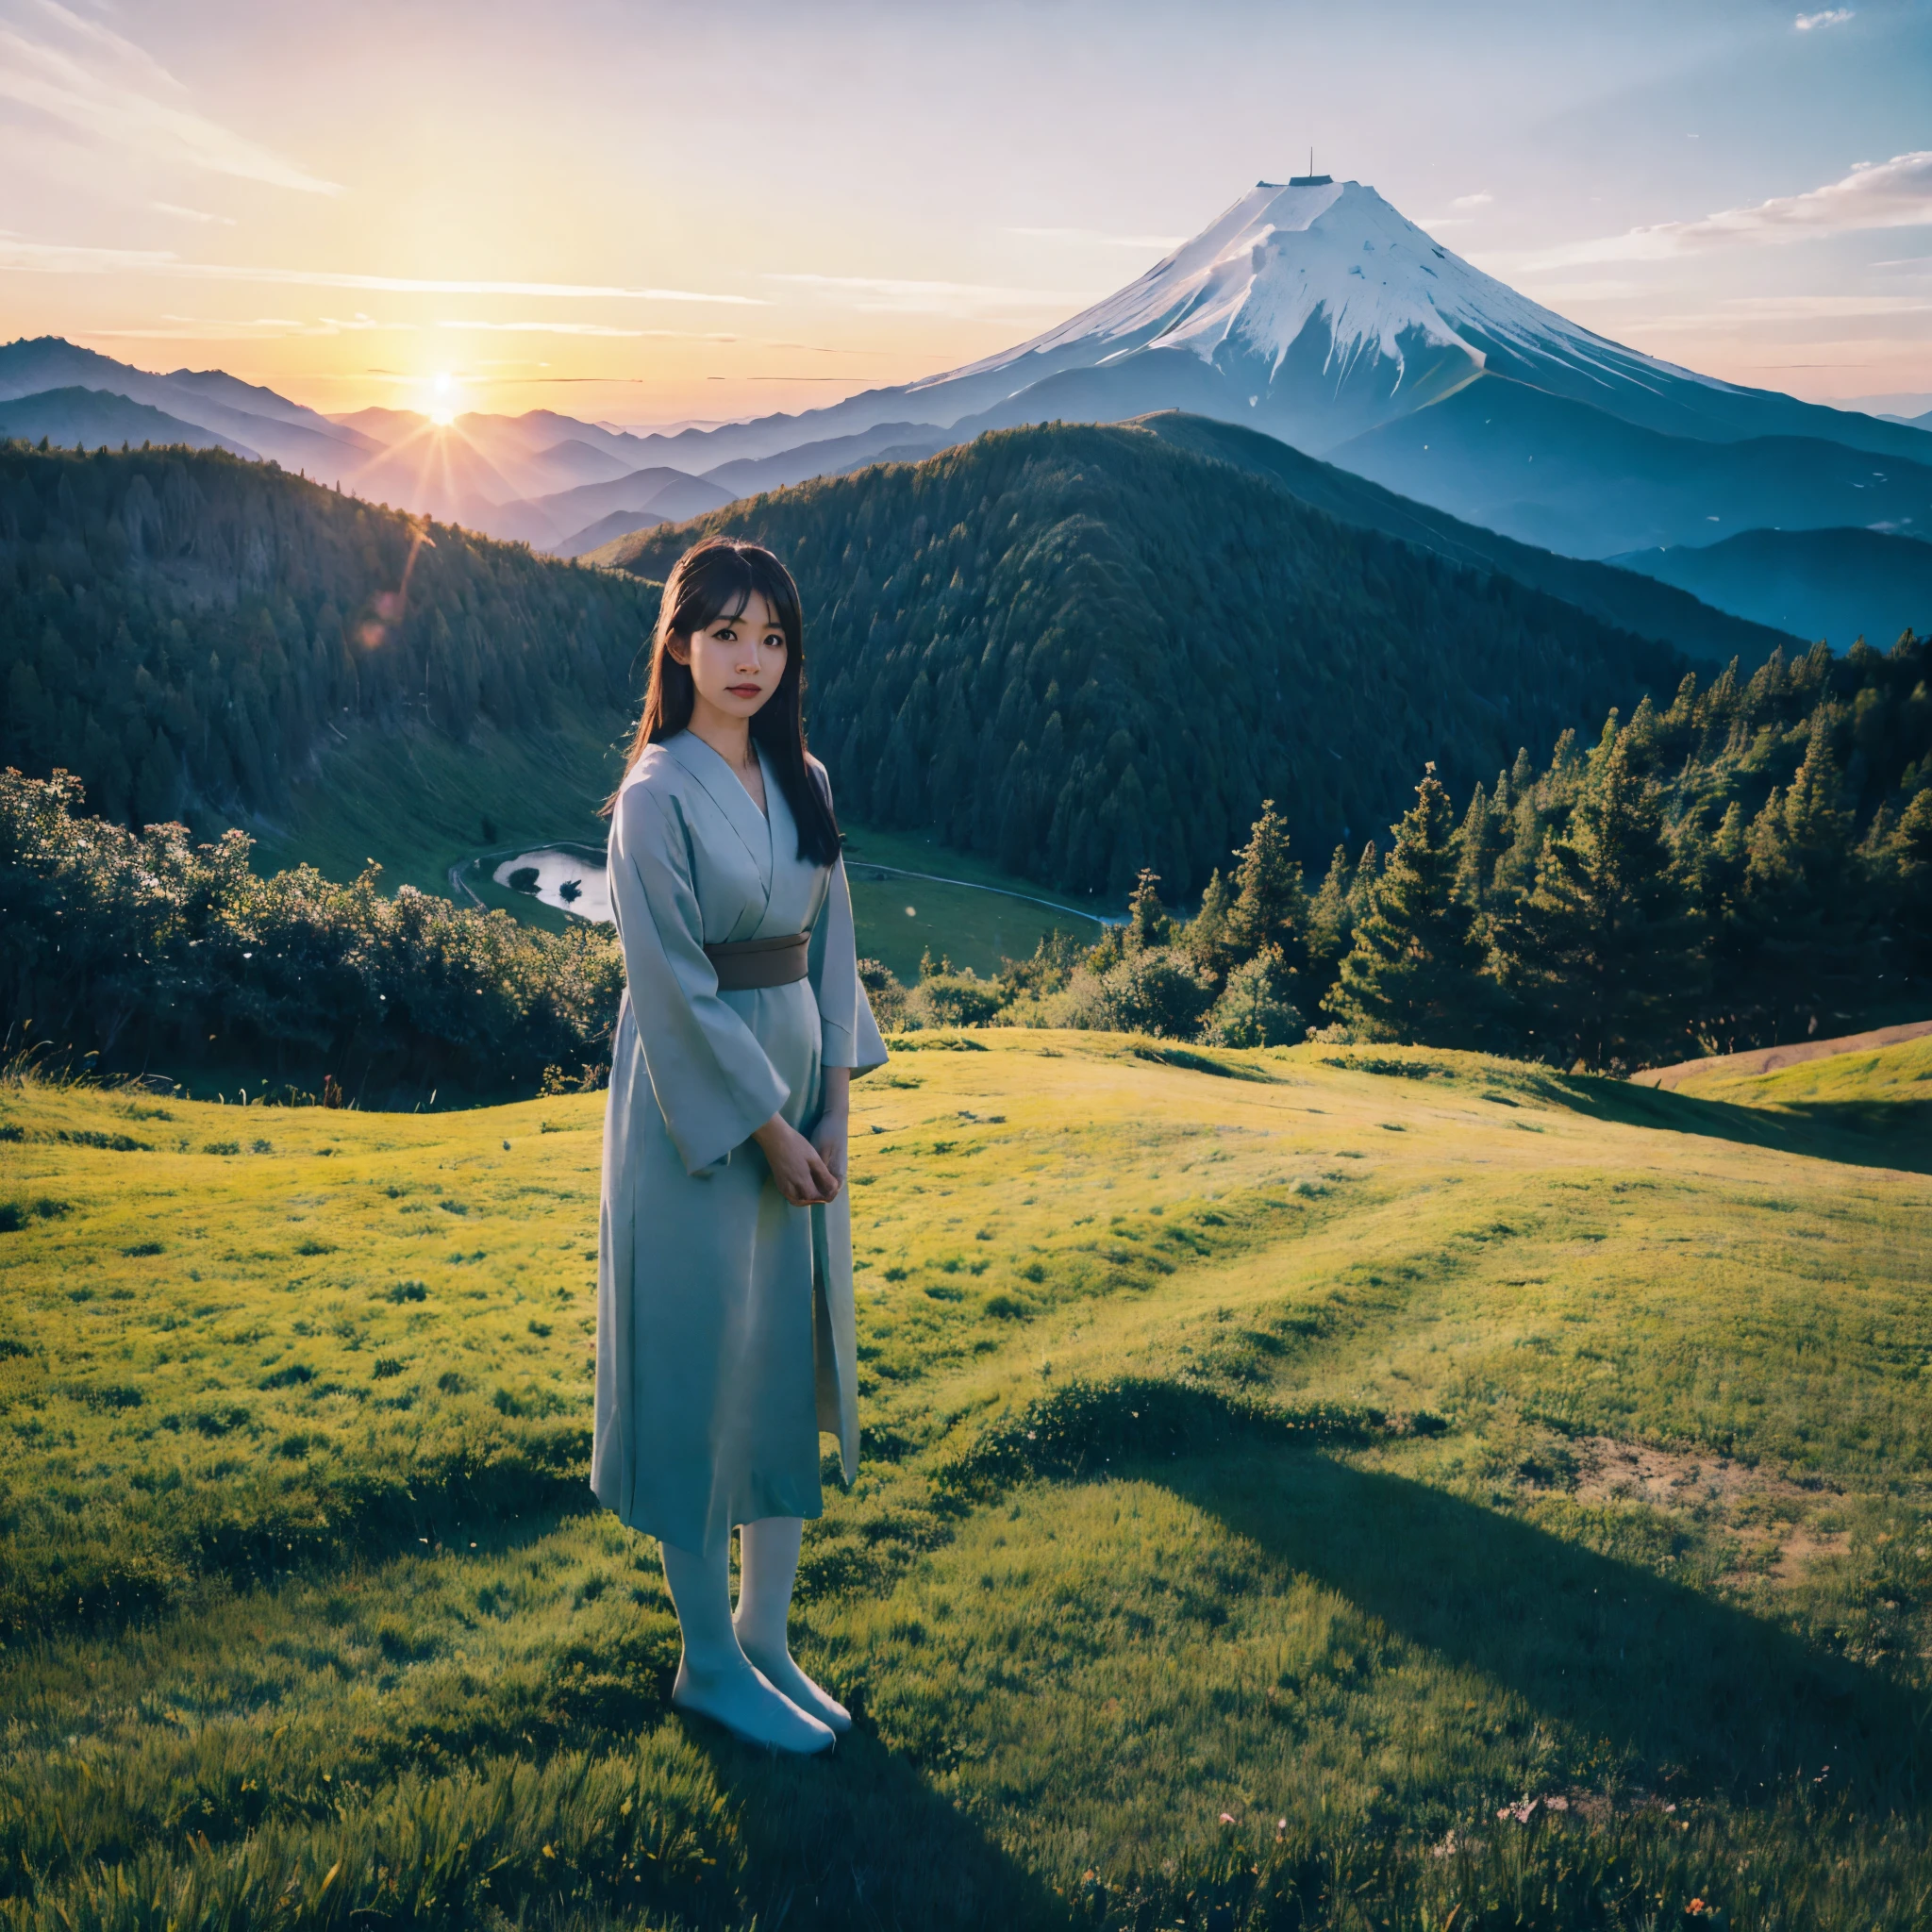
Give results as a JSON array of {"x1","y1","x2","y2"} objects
[
  {"x1": 611, "y1": 780, "x2": 790, "y2": 1174},
  {"x1": 807, "y1": 797, "x2": 889, "y2": 1074}
]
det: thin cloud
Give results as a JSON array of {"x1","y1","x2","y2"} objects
[
  {"x1": 0, "y1": 1, "x2": 341, "y2": 194},
  {"x1": 1519, "y1": 150, "x2": 1932, "y2": 267},
  {"x1": 1450, "y1": 192, "x2": 1494, "y2": 209},
  {"x1": 152, "y1": 201, "x2": 234, "y2": 226},
  {"x1": 0, "y1": 234, "x2": 177, "y2": 274},
  {"x1": 1006, "y1": 226, "x2": 1186, "y2": 250},
  {"x1": 80, "y1": 311, "x2": 414, "y2": 341},
  {"x1": 765, "y1": 271, "x2": 1099, "y2": 315},
  {"x1": 1794, "y1": 8, "x2": 1853, "y2": 27},
  {"x1": 1620, "y1": 293, "x2": 1932, "y2": 331},
  {"x1": 0, "y1": 233, "x2": 764, "y2": 303},
  {"x1": 1513, "y1": 278, "x2": 1646, "y2": 302},
  {"x1": 434, "y1": 319, "x2": 742, "y2": 339}
]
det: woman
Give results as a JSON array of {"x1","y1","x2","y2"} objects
[{"x1": 592, "y1": 536, "x2": 887, "y2": 1756}]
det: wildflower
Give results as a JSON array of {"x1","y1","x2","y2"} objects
[{"x1": 1219, "y1": 1811, "x2": 1240, "y2": 1825}]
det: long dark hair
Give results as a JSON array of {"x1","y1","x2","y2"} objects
[{"x1": 608, "y1": 537, "x2": 841, "y2": 866}]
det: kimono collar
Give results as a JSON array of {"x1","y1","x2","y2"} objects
[{"x1": 660, "y1": 730, "x2": 775, "y2": 880}]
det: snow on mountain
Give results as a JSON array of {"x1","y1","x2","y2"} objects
[
  {"x1": 588, "y1": 177, "x2": 1932, "y2": 483},
  {"x1": 926, "y1": 177, "x2": 1619, "y2": 414},
  {"x1": 925, "y1": 179, "x2": 1932, "y2": 463}
]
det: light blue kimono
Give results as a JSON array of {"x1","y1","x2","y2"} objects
[{"x1": 591, "y1": 730, "x2": 888, "y2": 1557}]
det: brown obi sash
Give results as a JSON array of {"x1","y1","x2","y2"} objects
[{"x1": 704, "y1": 931, "x2": 809, "y2": 991}]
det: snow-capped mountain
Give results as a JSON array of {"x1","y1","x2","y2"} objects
[
  {"x1": 605, "y1": 176, "x2": 1932, "y2": 485},
  {"x1": 913, "y1": 177, "x2": 1932, "y2": 463},
  {"x1": 911, "y1": 176, "x2": 1570, "y2": 452}
]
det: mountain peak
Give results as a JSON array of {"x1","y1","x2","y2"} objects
[{"x1": 928, "y1": 175, "x2": 1636, "y2": 441}]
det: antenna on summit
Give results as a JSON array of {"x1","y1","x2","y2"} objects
[{"x1": 1289, "y1": 147, "x2": 1332, "y2": 189}]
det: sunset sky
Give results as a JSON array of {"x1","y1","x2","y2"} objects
[{"x1": 2, "y1": 0, "x2": 1928, "y2": 428}]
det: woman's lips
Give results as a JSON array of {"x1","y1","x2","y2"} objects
[{"x1": 725, "y1": 684, "x2": 762, "y2": 697}]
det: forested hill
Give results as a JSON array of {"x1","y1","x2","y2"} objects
[
  {"x1": 0, "y1": 441, "x2": 657, "y2": 830},
  {"x1": 602, "y1": 420, "x2": 1695, "y2": 896},
  {"x1": 1129, "y1": 411, "x2": 1798, "y2": 668}
]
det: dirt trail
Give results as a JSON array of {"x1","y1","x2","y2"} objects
[{"x1": 1573, "y1": 1437, "x2": 1848, "y2": 1583}]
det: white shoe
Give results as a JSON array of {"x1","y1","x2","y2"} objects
[{"x1": 672, "y1": 1658, "x2": 836, "y2": 1756}]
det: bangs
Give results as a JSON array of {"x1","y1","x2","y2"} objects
[{"x1": 666, "y1": 543, "x2": 801, "y2": 648}]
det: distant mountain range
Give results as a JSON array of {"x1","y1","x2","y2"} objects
[
  {"x1": 1122, "y1": 414, "x2": 1794, "y2": 668},
  {"x1": 1611, "y1": 526, "x2": 1932, "y2": 653},
  {"x1": 0, "y1": 385, "x2": 253, "y2": 458},
  {"x1": 5, "y1": 176, "x2": 1928, "y2": 650}
]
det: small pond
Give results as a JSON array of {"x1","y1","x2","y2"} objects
[{"x1": 491, "y1": 847, "x2": 611, "y2": 924}]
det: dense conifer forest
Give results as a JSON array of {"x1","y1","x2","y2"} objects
[
  {"x1": 0, "y1": 441, "x2": 656, "y2": 829},
  {"x1": 608, "y1": 421, "x2": 1699, "y2": 896},
  {"x1": 8, "y1": 636, "x2": 1924, "y2": 1083},
  {"x1": 884, "y1": 639, "x2": 1931, "y2": 1067}
]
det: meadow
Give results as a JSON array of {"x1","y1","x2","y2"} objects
[
  {"x1": 247, "y1": 710, "x2": 1101, "y2": 976},
  {"x1": 2, "y1": 1031, "x2": 1930, "y2": 1929}
]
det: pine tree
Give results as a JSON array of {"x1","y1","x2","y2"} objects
[
  {"x1": 1124, "y1": 869, "x2": 1171, "y2": 951},
  {"x1": 1493, "y1": 730, "x2": 1704, "y2": 1071},
  {"x1": 1454, "y1": 781, "x2": 1500, "y2": 910},
  {"x1": 1224, "y1": 799, "x2": 1306, "y2": 966},
  {"x1": 1325, "y1": 766, "x2": 1494, "y2": 1047},
  {"x1": 1732, "y1": 723, "x2": 1869, "y2": 1036},
  {"x1": 1185, "y1": 867, "x2": 1234, "y2": 972},
  {"x1": 1890, "y1": 789, "x2": 1932, "y2": 980},
  {"x1": 1303, "y1": 844, "x2": 1355, "y2": 995}
]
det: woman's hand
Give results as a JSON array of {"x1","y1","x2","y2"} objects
[
  {"x1": 810, "y1": 1109, "x2": 847, "y2": 1194},
  {"x1": 811, "y1": 1066, "x2": 850, "y2": 1195},
  {"x1": 753, "y1": 1112, "x2": 839, "y2": 1206}
]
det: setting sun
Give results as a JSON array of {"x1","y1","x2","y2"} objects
[{"x1": 426, "y1": 371, "x2": 458, "y2": 425}]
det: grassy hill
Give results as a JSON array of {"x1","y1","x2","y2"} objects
[
  {"x1": 4, "y1": 1034, "x2": 1930, "y2": 1928},
  {"x1": 602, "y1": 420, "x2": 1695, "y2": 896}
]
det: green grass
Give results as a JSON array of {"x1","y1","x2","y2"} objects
[
  {"x1": 249, "y1": 719, "x2": 1108, "y2": 975},
  {"x1": 3, "y1": 1037, "x2": 1930, "y2": 1927},
  {"x1": 249, "y1": 714, "x2": 628, "y2": 901},
  {"x1": 841, "y1": 823, "x2": 1110, "y2": 981}
]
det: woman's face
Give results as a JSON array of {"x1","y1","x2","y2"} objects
[{"x1": 670, "y1": 591, "x2": 788, "y2": 721}]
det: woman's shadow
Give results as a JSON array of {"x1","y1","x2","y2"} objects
[
  {"x1": 1166, "y1": 1447, "x2": 1929, "y2": 1807},
  {"x1": 669, "y1": 1441, "x2": 1930, "y2": 1929},
  {"x1": 676, "y1": 1717, "x2": 1073, "y2": 1931}
]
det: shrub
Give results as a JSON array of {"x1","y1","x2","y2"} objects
[
  {"x1": 0, "y1": 769, "x2": 622, "y2": 1095},
  {"x1": 1100, "y1": 947, "x2": 1219, "y2": 1038},
  {"x1": 857, "y1": 957, "x2": 908, "y2": 1032},
  {"x1": 1203, "y1": 945, "x2": 1305, "y2": 1048},
  {"x1": 907, "y1": 966, "x2": 1008, "y2": 1029}
]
